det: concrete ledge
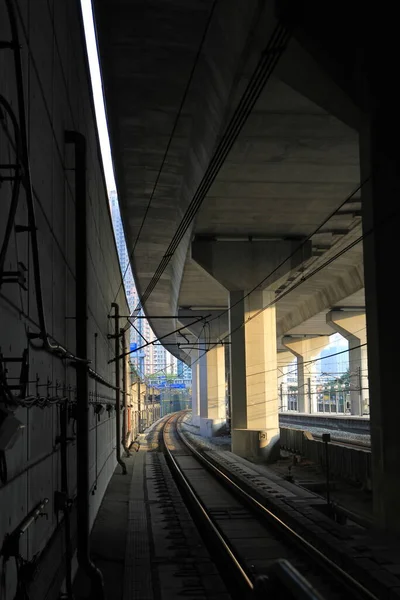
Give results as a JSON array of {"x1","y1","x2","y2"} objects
[
  {"x1": 191, "y1": 414, "x2": 200, "y2": 427},
  {"x1": 199, "y1": 417, "x2": 225, "y2": 437},
  {"x1": 279, "y1": 412, "x2": 370, "y2": 434},
  {"x1": 232, "y1": 429, "x2": 280, "y2": 462}
]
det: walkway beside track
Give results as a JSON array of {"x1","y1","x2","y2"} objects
[
  {"x1": 74, "y1": 413, "x2": 400, "y2": 600},
  {"x1": 74, "y1": 416, "x2": 229, "y2": 600}
]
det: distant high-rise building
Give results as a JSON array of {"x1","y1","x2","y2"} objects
[
  {"x1": 109, "y1": 190, "x2": 181, "y2": 379},
  {"x1": 318, "y1": 344, "x2": 349, "y2": 376},
  {"x1": 109, "y1": 190, "x2": 133, "y2": 292},
  {"x1": 178, "y1": 360, "x2": 191, "y2": 379}
]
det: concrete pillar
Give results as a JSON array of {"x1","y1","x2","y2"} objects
[
  {"x1": 282, "y1": 335, "x2": 329, "y2": 413},
  {"x1": 198, "y1": 345, "x2": 226, "y2": 437},
  {"x1": 191, "y1": 238, "x2": 312, "y2": 461},
  {"x1": 360, "y1": 72, "x2": 400, "y2": 530},
  {"x1": 177, "y1": 310, "x2": 230, "y2": 436},
  {"x1": 277, "y1": 351, "x2": 296, "y2": 411},
  {"x1": 229, "y1": 290, "x2": 280, "y2": 461},
  {"x1": 326, "y1": 311, "x2": 368, "y2": 416},
  {"x1": 229, "y1": 291, "x2": 247, "y2": 430},
  {"x1": 191, "y1": 350, "x2": 200, "y2": 426},
  {"x1": 198, "y1": 346, "x2": 208, "y2": 423}
]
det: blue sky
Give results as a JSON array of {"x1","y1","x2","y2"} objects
[{"x1": 81, "y1": 0, "x2": 116, "y2": 193}]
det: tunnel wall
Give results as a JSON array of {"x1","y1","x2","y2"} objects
[{"x1": 0, "y1": 1, "x2": 135, "y2": 598}]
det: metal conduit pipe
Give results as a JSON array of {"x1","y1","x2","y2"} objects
[
  {"x1": 111, "y1": 303, "x2": 127, "y2": 474},
  {"x1": 66, "y1": 129, "x2": 105, "y2": 600},
  {"x1": 0, "y1": 95, "x2": 22, "y2": 285},
  {"x1": 3, "y1": 0, "x2": 87, "y2": 365},
  {"x1": 137, "y1": 377, "x2": 141, "y2": 432},
  {"x1": 120, "y1": 327, "x2": 130, "y2": 456},
  {"x1": 59, "y1": 401, "x2": 73, "y2": 599}
]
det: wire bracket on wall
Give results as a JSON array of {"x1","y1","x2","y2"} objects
[
  {"x1": 0, "y1": 162, "x2": 20, "y2": 183},
  {"x1": 1, "y1": 261, "x2": 27, "y2": 290},
  {"x1": 1, "y1": 498, "x2": 49, "y2": 561},
  {"x1": 0, "y1": 348, "x2": 29, "y2": 401},
  {"x1": 0, "y1": 40, "x2": 17, "y2": 50},
  {"x1": 15, "y1": 223, "x2": 36, "y2": 233}
]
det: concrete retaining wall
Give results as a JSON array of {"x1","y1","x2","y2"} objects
[
  {"x1": 279, "y1": 412, "x2": 370, "y2": 434},
  {"x1": 280, "y1": 427, "x2": 372, "y2": 488},
  {"x1": 0, "y1": 2, "x2": 133, "y2": 598}
]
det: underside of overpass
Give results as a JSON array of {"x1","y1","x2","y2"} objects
[
  {"x1": 1, "y1": 0, "x2": 399, "y2": 598},
  {"x1": 94, "y1": 0, "x2": 364, "y2": 361}
]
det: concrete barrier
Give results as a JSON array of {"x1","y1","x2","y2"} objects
[{"x1": 280, "y1": 426, "x2": 371, "y2": 488}]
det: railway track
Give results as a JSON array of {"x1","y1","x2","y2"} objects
[{"x1": 161, "y1": 412, "x2": 378, "y2": 600}]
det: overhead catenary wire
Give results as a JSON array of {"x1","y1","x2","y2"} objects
[
  {"x1": 111, "y1": 315, "x2": 212, "y2": 362},
  {"x1": 197, "y1": 237, "x2": 367, "y2": 366},
  {"x1": 0, "y1": 95, "x2": 22, "y2": 284},
  {"x1": 136, "y1": 228, "x2": 367, "y2": 378},
  {"x1": 113, "y1": 0, "x2": 219, "y2": 304},
  {"x1": 122, "y1": 22, "x2": 291, "y2": 331},
  {"x1": 1, "y1": 0, "x2": 88, "y2": 366},
  {"x1": 119, "y1": 177, "x2": 367, "y2": 378},
  {"x1": 205, "y1": 179, "x2": 368, "y2": 330},
  {"x1": 185, "y1": 200, "x2": 391, "y2": 379},
  {"x1": 125, "y1": 185, "x2": 370, "y2": 383},
  {"x1": 249, "y1": 324, "x2": 368, "y2": 376},
  {"x1": 0, "y1": 2, "x2": 125, "y2": 406}
]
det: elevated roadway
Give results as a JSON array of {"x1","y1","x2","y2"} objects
[
  {"x1": 93, "y1": 0, "x2": 364, "y2": 361},
  {"x1": 92, "y1": 1, "x2": 400, "y2": 533}
]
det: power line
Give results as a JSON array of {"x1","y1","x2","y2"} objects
[
  {"x1": 186, "y1": 221, "x2": 372, "y2": 378},
  {"x1": 127, "y1": 190, "x2": 368, "y2": 379},
  {"x1": 113, "y1": 0, "x2": 219, "y2": 304},
  {"x1": 122, "y1": 22, "x2": 291, "y2": 331},
  {"x1": 206, "y1": 180, "x2": 367, "y2": 330},
  {"x1": 124, "y1": 180, "x2": 366, "y2": 372}
]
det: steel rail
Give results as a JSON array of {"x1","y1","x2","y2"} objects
[
  {"x1": 175, "y1": 414, "x2": 378, "y2": 600},
  {"x1": 162, "y1": 414, "x2": 254, "y2": 599},
  {"x1": 163, "y1": 413, "x2": 326, "y2": 600}
]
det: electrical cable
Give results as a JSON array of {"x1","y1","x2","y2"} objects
[
  {"x1": 0, "y1": 95, "x2": 22, "y2": 285},
  {"x1": 195, "y1": 195, "x2": 382, "y2": 371},
  {"x1": 13, "y1": 555, "x2": 30, "y2": 600},
  {"x1": 118, "y1": 47, "x2": 364, "y2": 372},
  {"x1": 185, "y1": 213, "x2": 375, "y2": 379},
  {"x1": 2, "y1": 0, "x2": 89, "y2": 366},
  {"x1": 113, "y1": 0, "x2": 219, "y2": 304},
  {"x1": 117, "y1": 183, "x2": 365, "y2": 379},
  {"x1": 205, "y1": 180, "x2": 367, "y2": 330},
  {"x1": 122, "y1": 22, "x2": 291, "y2": 331},
  {"x1": 121, "y1": 180, "x2": 365, "y2": 369},
  {"x1": 0, "y1": 452, "x2": 7, "y2": 485}
]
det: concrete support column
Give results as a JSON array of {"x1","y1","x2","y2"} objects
[
  {"x1": 198, "y1": 345, "x2": 226, "y2": 437},
  {"x1": 282, "y1": 336, "x2": 329, "y2": 413},
  {"x1": 229, "y1": 291, "x2": 247, "y2": 430},
  {"x1": 245, "y1": 290, "x2": 278, "y2": 430},
  {"x1": 198, "y1": 342, "x2": 226, "y2": 436},
  {"x1": 326, "y1": 311, "x2": 368, "y2": 416},
  {"x1": 360, "y1": 71, "x2": 400, "y2": 529},
  {"x1": 191, "y1": 238, "x2": 312, "y2": 461},
  {"x1": 198, "y1": 345, "x2": 208, "y2": 421},
  {"x1": 191, "y1": 350, "x2": 200, "y2": 426},
  {"x1": 277, "y1": 351, "x2": 296, "y2": 411},
  {"x1": 229, "y1": 290, "x2": 280, "y2": 461}
]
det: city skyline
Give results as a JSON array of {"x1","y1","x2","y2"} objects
[{"x1": 109, "y1": 191, "x2": 182, "y2": 379}]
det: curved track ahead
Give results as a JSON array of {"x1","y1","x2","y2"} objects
[{"x1": 162, "y1": 412, "x2": 378, "y2": 600}]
